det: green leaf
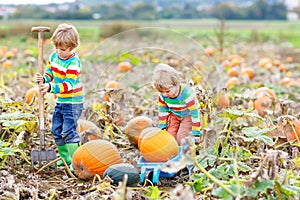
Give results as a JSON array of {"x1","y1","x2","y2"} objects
[
  {"x1": 218, "y1": 108, "x2": 264, "y2": 121},
  {"x1": 2, "y1": 147, "x2": 15, "y2": 155},
  {"x1": 131, "y1": 56, "x2": 139, "y2": 65},
  {"x1": 276, "y1": 182, "x2": 300, "y2": 197},
  {"x1": 237, "y1": 162, "x2": 252, "y2": 173},
  {"x1": 241, "y1": 127, "x2": 275, "y2": 146},
  {"x1": 0, "y1": 141, "x2": 11, "y2": 148},
  {"x1": 212, "y1": 184, "x2": 238, "y2": 200},
  {"x1": 2, "y1": 120, "x2": 27, "y2": 130},
  {"x1": 245, "y1": 180, "x2": 274, "y2": 197},
  {"x1": 0, "y1": 112, "x2": 35, "y2": 121},
  {"x1": 192, "y1": 177, "x2": 204, "y2": 192},
  {"x1": 242, "y1": 127, "x2": 274, "y2": 138},
  {"x1": 256, "y1": 135, "x2": 275, "y2": 146},
  {"x1": 146, "y1": 186, "x2": 161, "y2": 200},
  {"x1": 218, "y1": 108, "x2": 244, "y2": 121}
]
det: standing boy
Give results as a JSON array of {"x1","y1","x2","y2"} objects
[{"x1": 34, "y1": 23, "x2": 84, "y2": 168}]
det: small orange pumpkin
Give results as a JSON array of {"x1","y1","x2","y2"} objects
[
  {"x1": 138, "y1": 127, "x2": 179, "y2": 162},
  {"x1": 117, "y1": 61, "x2": 132, "y2": 72},
  {"x1": 248, "y1": 87, "x2": 277, "y2": 117},
  {"x1": 76, "y1": 119, "x2": 102, "y2": 144},
  {"x1": 278, "y1": 116, "x2": 300, "y2": 142},
  {"x1": 217, "y1": 93, "x2": 230, "y2": 109},
  {"x1": 204, "y1": 46, "x2": 214, "y2": 57},
  {"x1": 240, "y1": 67, "x2": 254, "y2": 80},
  {"x1": 24, "y1": 87, "x2": 39, "y2": 104},
  {"x1": 72, "y1": 140, "x2": 122, "y2": 180},
  {"x1": 2, "y1": 60, "x2": 13, "y2": 68},
  {"x1": 226, "y1": 77, "x2": 239, "y2": 89},
  {"x1": 124, "y1": 116, "x2": 153, "y2": 147},
  {"x1": 104, "y1": 80, "x2": 125, "y2": 102}
]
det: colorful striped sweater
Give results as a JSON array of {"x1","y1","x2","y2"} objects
[
  {"x1": 43, "y1": 52, "x2": 84, "y2": 104},
  {"x1": 158, "y1": 84, "x2": 201, "y2": 136}
]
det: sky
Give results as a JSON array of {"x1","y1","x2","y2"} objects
[{"x1": 0, "y1": 0, "x2": 74, "y2": 5}]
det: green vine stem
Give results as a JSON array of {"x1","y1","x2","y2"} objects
[
  {"x1": 223, "y1": 119, "x2": 232, "y2": 147},
  {"x1": 193, "y1": 146, "x2": 236, "y2": 197}
]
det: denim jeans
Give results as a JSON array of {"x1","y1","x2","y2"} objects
[{"x1": 51, "y1": 103, "x2": 84, "y2": 146}]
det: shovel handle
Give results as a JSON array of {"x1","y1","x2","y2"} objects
[{"x1": 31, "y1": 26, "x2": 50, "y2": 149}]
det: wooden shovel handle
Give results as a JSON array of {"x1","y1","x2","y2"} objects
[{"x1": 31, "y1": 26, "x2": 50, "y2": 149}]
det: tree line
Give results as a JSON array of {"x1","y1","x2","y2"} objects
[{"x1": 11, "y1": 0, "x2": 287, "y2": 20}]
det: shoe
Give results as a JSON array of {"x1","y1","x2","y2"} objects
[
  {"x1": 65, "y1": 143, "x2": 80, "y2": 172},
  {"x1": 57, "y1": 144, "x2": 71, "y2": 166}
]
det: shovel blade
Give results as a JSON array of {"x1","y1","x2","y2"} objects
[{"x1": 31, "y1": 148, "x2": 57, "y2": 168}]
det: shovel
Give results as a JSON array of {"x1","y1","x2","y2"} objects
[{"x1": 30, "y1": 26, "x2": 56, "y2": 169}]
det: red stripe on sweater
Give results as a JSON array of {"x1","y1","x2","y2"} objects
[
  {"x1": 45, "y1": 72, "x2": 53, "y2": 81},
  {"x1": 173, "y1": 106, "x2": 187, "y2": 111},
  {"x1": 192, "y1": 122, "x2": 201, "y2": 126},
  {"x1": 158, "y1": 96, "x2": 167, "y2": 105},
  {"x1": 52, "y1": 66, "x2": 65, "y2": 76},
  {"x1": 66, "y1": 69, "x2": 80, "y2": 76},
  {"x1": 61, "y1": 86, "x2": 83, "y2": 94},
  {"x1": 186, "y1": 99, "x2": 195, "y2": 107},
  {"x1": 158, "y1": 115, "x2": 168, "y2": 120},
  {"x1": 62, "y1": 82, "x2": 68, "y2": 91}
]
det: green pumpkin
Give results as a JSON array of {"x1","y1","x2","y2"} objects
[{"x1": 103, "y1": 163, "x2": 140, "y2": 186}]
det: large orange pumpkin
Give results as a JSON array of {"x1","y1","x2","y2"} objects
[
  {"x1": 124, "y1": 116, "x2": 153, "y2": 147},
  {"x1": 138, "y1": 127, "x2": 179, "y2": 162},
  {"x1": 72, "y1": 140, "x2": 122, "y2": 180},
  {"x1": 76, "y1": 119, "x2": 102, "y2": 144}
]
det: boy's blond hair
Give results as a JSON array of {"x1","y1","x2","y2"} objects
[
  {"x1": 51, "y1": 23, "x2": 80, "y2": 50},
  {"x1": 152, "y1": 64, "x2": 181, "y2": 92}
]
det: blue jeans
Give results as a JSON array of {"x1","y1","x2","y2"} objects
[{"x1": 51, "y1": 103, "x2": 84, "y2": 146}]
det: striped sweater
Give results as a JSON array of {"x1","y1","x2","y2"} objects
[
  {"x1": 158, "y1": 84, "x2": 201, "y2": 136},
  {"x1": 43, "y1": 52, "x2": 84, "y2": 103}
]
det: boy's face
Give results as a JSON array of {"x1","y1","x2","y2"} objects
[
  {"x1": 161, "y1": 86, "x2": 179, "y2": 98},
  {"x1": 55, "y1": 46, "x2": 72, "y2": 60}
]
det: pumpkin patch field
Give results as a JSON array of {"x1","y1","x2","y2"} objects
[{"x1": 1, "y1": 20, "x2": 300, "y2": 199}]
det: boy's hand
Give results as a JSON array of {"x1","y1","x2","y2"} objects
[
  {"x1": 34, "y1": 73, "x2": 44, "y2": 83},
  {"x1": 194, "y1": 136, "x2": 201, "y2": 144},
  {"x1": 40, "y1": 83, "x2": 50, "y2": 96}
]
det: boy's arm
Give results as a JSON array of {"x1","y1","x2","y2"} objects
[
  {"x1": 185, "y1": 93, "x2": 201, "y2": 137},
  {"x1": 158, "y1": 95, "x2": 170, "y2": 130},
  {"x1": 43, "y1": 61, "x2": 54, "y2": 83}
]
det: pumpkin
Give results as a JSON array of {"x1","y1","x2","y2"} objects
[
  {"x1": 103, "y1": 163, "x2": 140, "y2": 186},
  {"x1": 226, "y1": 77, "x2": 239, "y2": 89},
  {"x1": 217, "y1": 93, "x2": 230, "y2": 109},
  {"x1": 24, "y1": 87, "x2": 39, "y2": 104},
  {"x1": 117, "y1": 61, "x2": 132, "y2": 72},
  {"x1": 227, "y1": 68, "x2": 237, "y2": 77},
  {"x1": 2, "y1": 60, "x2": 13, "y2": 68},
  {"x1": 240, "y1": 67, "x2": 254, "y2": 80},
  {"x1": 105, "y1": 80, "x2": 124, "y2": 90},
  {"x1": 72, "y1": 140, "x2": 122, "y2": 180},
  {"x1": 249, "y1": 87, "x2": 277, "y2": 117},
  {"x1": 138, "y1": 127, "x2": 179, "y2": 162},
  {"x1": 76, "y1": 119, "x2": 102, "y2": 144},
  {"x1": 104, "y1": 80, "x2": 125, "y2": 102},
  {"x1": 204, "y1": 46, "x2": 214, "y2": 57},
  {"x1": 124, "y1": 116, "x2": 153, "y2": 147},
  {"x1": 278, "y1": 116, "x2": 300, "y2": 142}
]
